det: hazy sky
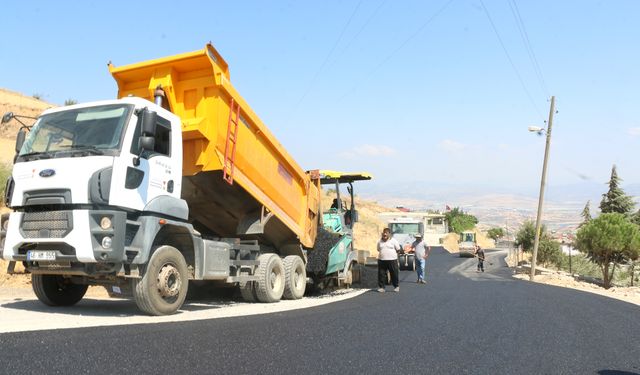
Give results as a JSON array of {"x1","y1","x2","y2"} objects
[{"x1": 2, "y1": 1, "x2": 639, "y2": 196}]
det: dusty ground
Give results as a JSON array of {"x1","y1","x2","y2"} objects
[
  {"x1": 506, "y1": 252, "x2": 640, "y2": 307},
  {"x1": 513, "y1": 272, "x2": 640, "y2": 307},
  {"x1": 0, "y1": 287, "x2": 369, "y2": 333},
  {"x1": 0, "y1": 88, "x2": 55, "y2": 165}
]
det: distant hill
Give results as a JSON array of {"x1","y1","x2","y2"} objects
[
  {"x1": 358, "y1": 180, "x2": 619, "y2": 233},
  {"x1": 0, "y1": 88, "x2": 55, "y2": 164}
]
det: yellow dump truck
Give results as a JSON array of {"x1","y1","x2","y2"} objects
[{"x1": 0, "y1": 44, "x2": 364, "y2": 315}]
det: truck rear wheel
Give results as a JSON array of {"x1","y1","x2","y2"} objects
[
  {"x1": 283, "y1": 255, "x2": 306, "y2": 300},
  {"x1": 32, "y1": 274, "x2": 88, "y2": 306},
  {"x1": 132, "y1": 245, "x2": 188, "y2": 315},
  {"x1": 254, "y1": 253, "x2": 285, "y2": 303},
  {"x1": 240, "y1": 281, "x2": 257, "y2": 302}
]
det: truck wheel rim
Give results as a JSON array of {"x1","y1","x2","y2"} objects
[
  {"x1": 294, "y1": 270, "x2": 304, "y2": 289},
  {"x1": 270, "y1": 268, "x2": 283, "y2": 291},
  {"x1": 157, "y1": 263, "x2": 181, "y2": 298}
]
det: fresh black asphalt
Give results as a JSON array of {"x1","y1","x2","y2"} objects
[{"x1": 1, "y1": 247, "x2": 638, "y2": 374}]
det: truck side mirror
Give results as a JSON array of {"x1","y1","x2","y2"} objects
[
  {"x1": 141, "y1": 109, "x2": 157, "y2": 137},
  {"x1": 138, "y1": 136, "x2": 155, "y2": 152},
  {"x1": 133, "y1": 109, "x2": 157, "y2": 166},
  {"x1": 15, "y1": 129, "x2": 26, "y2": 153},
  {"x1": 133, "y1": 135, "x2": 155, "y2": 166},
  {"x1": 352, "y1": 209, "x2": 359, "y2": 223},
  {"x1": 2, "y1": 112, "x2": 14, "y2": 125}
]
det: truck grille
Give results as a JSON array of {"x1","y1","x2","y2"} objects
[{"x1": 21, "y1": 211, "x2": 73, "y2": 238}]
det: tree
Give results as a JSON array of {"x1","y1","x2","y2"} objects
[
  {"x1": 627, "y1": 210, "x2": 640, "y2": 287},
  {"x1": 444, "y1": 207, "x2": 478, "y2": 234},
  {"x1": 537, "y1": 238, "x2": 562, "y2": 267},
  {"x1": 575, "y1": 213, "x2": 640, "y2": 289},
  {"x1": 514, "y1": 220, "x2": 561, "y2": 268},
  {"x1": 631, "y1": 209, "x2": 640, "y2": 226},
  {"x1": 514, "y1": 220, "x2": 547, "y2": 252},
  {"x1": 64, "y1": 99, "x2": 78, "y2": 106},
  {"x1": 599, "y1": 165, "x2": 635, "y2": 215},
  {"x1": 579, "y1": 200, "x2": 592, "y2": 227},
  {"x1": 487, "y1": 227, "x2": 505, "y2": 242}
]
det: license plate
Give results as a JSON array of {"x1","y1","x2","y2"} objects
[{"x1": 27, "y1": 251, "x2": 56, "y2": 261}]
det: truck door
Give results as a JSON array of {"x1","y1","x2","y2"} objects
[{"x1": 109, "y1": 110, "x2": 182, "y2": 211}]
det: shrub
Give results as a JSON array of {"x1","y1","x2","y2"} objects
[
  {"x1": 0, "y1": 163, "x2": 11, "y2": 206},
  {"x1": 537, "y1": 238, "x2": 562, "y2": 267}
]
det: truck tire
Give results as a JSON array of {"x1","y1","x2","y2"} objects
[
  {"x1": 254, "y1": 253, "x2": 285, "y2": 303},
  {"x1": 32, "y1": 274, "x2": 88, "y2": 306},
  {"x1": 240, "y1": 281, "x2": 257, "y2": 302},
  {"x1": 283, "y1": 255, "x2": 306, "y2": 300},
  {"x1": 132, "y1": 245, "x2": 189, "y2": 315}
]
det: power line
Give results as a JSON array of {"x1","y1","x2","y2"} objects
[
  {"x1": 479, "y1": 0, "x2": 545, "y2": 120},
  {"x1": 326, "y1": 0, "x2": 388, "y2": 71},
  {"x1": 338, "y1": 0, "x2": 455, "y2": 102},
  {"x1": 508, "y1": 0, "x2": 550, "y2": 97},
  {"x1": 294, "y1": 0, "x2": 363, "y2": 110}
]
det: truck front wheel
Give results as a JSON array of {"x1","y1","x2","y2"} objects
[
  {"x1": 32, "y1": 274, "x2": 88, "y2": 306},
  {"x1": 283, "y1": 255, "x2": 306, "y2": 300},
  {"x1": 132, "y1": 245, "x2": 189, "y2": 315},
  {"x1": 254, "y1": 253, "x2": 285, "y2": 303}
]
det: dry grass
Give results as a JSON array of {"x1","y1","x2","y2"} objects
[
  {"x1": 0, "y1": 88, "x2": 55, "y2": 165},
  {"x1": 0, "y1": 259, "x2": 30, "y2": 288}
]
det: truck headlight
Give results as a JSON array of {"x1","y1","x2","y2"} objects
[
  {"x1": 100, "y1": 217, "x2": 112, "y2": 230},
  {"x1": 101, "y1": 236, "x2": 112, "y2": 249}
]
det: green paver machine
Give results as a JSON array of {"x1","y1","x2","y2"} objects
[{"x1": 305, "y1": 170, "x2": 372, "y2": 289}]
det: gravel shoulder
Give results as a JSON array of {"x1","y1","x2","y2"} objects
[
  {"x1": 506, "y1": 254, "x2": 640, "y2": 307},
  {"x1": 512, "y1": 272, "x2": 640, "y2": 307},
  {"x1": 0, "y1": 287, "x2": 369, "y2": 333}
]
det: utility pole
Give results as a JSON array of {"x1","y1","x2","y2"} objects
[{"x1": 530, "y1": 96, "x2": 555, "y2": 281}]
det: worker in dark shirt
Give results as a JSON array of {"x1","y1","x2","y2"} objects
[{"x1": 475, "y1": 245, "x2": 485, "y2": 272}]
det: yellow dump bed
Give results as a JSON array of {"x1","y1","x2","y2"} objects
[{"x1": 109, "y1": 44, "x2": 319, "y2": 249}]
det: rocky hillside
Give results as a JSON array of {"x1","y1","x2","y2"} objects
[{"x1": 0, "y1": 88, "x2": 55, "y2": 164}]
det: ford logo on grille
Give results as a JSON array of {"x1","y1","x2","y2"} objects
[{"x1": 39, "y1": 169, "x2": 56, "y2": 178}]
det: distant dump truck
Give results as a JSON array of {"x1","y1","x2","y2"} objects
[
  {"x1": 458, "y1": 231, "x2": 477, "y2": 257},
  {"x1": 388, "y1": 217, "x2": 424, "y2": 270},
  {"x1": 0, "y1": 44, "x2": 369, "y2": 315}
]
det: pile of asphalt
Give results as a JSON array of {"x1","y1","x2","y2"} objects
[
  {"x1": 354, "y1": 264, "x2": 379, "y2": 289},
  {"x1": 306, "y1": 228, "x2": 342, "y2": 276}
]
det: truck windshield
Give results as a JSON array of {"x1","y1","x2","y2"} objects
[
  {"x1": 17, "y1": 104, "x2": 133, "y2": 161},
  {"x1": 390, "y1": 223, "x2": 421, "y2": 235}
]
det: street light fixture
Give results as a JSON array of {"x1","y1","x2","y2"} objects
[
  {"x1": 529, "y1": 96, "x2": 556, "y2": 281},
  {"x1": 527, "y1": 126, "x2": 544, "y2": 133}
]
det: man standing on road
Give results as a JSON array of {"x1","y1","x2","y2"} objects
[
  {"x1": 475, "y1": 245, "x2": 485, "y2": 272},
  {"x1": 377, "y1": 228, "x2": 401, "y2": 292},
  {"x1": 411, "y1": 233, "x2": 431, "y2": 284}
]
